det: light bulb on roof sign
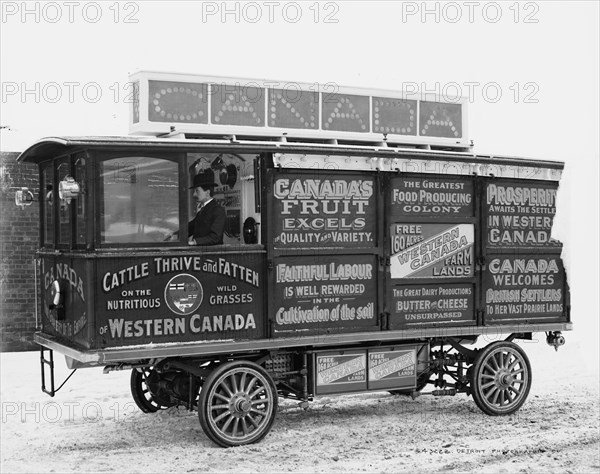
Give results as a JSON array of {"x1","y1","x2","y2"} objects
[{"x1": 373, "y1": 97, "x2": 417, "y2": 136}]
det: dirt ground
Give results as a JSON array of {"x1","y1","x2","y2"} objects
[{"x1": 1, "y1": 340, "x2": 599, "y2": 473}]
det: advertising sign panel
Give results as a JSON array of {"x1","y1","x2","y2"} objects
[
  {"x1": 41, "y1": 257, "x2": 90, "y2": 348},
  {"x1": 389, "y1": 176, "x2": 474, "y2": 218},
  {"x1": 367, "y1": 347, "x2": 417, "y2": 390},
  {"x1": 389, "y1": 283, "x2": 475, "y2": 329},
  {"x1": 130, "y1": 71, "x2": 470, "y2": 148},
  {"x1": 273, "y1": 254, "x2": 378, "y2": 337},
  {"x1": 95, "y1": 253, "x2": 264, "y2": 347},
  {"x1": 390, "y1": 223, "x2": 474, "y2": 279},
  {"x1": 314, "y1": 351, "x2": 367, "y2": 394},
  {"x1": 483, "y1": 254, "x2": 566, "y2": 322},
  {"x1": 271, "y1": 173, "x2": 377, "y2": 249},
  {"x1": 484, "y1": 182, "x2": 559, "y2": 247}
]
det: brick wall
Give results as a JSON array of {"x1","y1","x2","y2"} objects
[{"x1": 0, "y1": 151, "x2": 39, "y2": 351}]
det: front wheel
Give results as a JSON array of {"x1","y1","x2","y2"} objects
[
  {"x1": 198, "y1": 361, "x2": 278, "y2": 447},
  {"x1": 470, "y1": 341, "x2": 532, "y2": 416}
]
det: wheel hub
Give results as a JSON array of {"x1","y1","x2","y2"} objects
[
  {"x1": 496, "y1": 370, "x2": 514, "y2": 388},
  {"x1": 501, "y1": 373, "x2": 514, "y2": 386},
  {"x1": 231, "y1": 395, "x2": 252, "y2": 416}
]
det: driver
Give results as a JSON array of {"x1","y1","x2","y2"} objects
[{"x1": 187, "y1": 172, "x2": 226, "y2": 246}]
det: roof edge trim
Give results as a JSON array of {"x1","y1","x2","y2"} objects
[{"x1": 17, "y1": 137, "x2": 71, "y2": 163}]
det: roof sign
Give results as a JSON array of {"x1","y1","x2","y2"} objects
[{"x1": 129, "y1": 71, "x2": 468, "y2": 148}]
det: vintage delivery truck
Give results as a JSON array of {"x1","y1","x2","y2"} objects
[{"x1": 15, "y1": 72, "x2": 571, "y2": 446}]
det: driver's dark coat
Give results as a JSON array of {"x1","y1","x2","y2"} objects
[{"x1": 187, "y1": 199, "x2": 226, "y2": 245}]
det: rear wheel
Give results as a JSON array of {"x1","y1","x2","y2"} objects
[
  {"x1": 130, "y1": 368, "x2": 175, "y2": 413},
  {"x1": 198, "y1": 361, "x2": 278, "y2": 447},
  {"x1": 470, "y1": 341, "x2": 532, "y2": 415}
]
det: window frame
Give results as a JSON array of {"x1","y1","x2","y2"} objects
[
  {"x1": 73, "y1": 151, "x2": 89, "y2": 248},
  {"x1": 56, "y1": 155, "x2": 73, "y2": 248},
  {"x1": 40, "y1": 160, "x2": 55, "y2": 248},
  {"x1": 40, "y1": 151, "x2": 89, "y2": 250}
]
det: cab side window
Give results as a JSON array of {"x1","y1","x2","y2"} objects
[
  {"x1": 99, "y1": 156, "x2": 179, "y2": 244},
  {"x1": 187, "y1": 152, "x2": 259, "y2": 245}
]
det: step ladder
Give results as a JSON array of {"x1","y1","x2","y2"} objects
[{"x1": 40, "y1": 347, "x2": 55, "y2": 396}]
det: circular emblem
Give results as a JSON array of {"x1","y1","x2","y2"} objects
[{"x1": 164, "y1": 274, "x2": 203, "y2": 315}]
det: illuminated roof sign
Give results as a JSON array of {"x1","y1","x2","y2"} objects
[{"x1": 129, "y1": 71, "x2": 468, "y2": 148}]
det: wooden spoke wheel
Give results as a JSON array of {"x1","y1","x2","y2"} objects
[
  {"x1": 471, "y1": 341, "x2": 532, "y2": 416},
  {"x1": 130, "y1": 368, "x2": 175, "y2": 413},
  {"x1": 198, "y1": 361, "x2": 278, "y2": 447}
]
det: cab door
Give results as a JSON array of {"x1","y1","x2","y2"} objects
[{"x1": 39, "y1": 154, "x2": 92, "y2": 349}]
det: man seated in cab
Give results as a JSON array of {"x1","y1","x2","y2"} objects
[{"x1": 187, "y1": 172, "x2": 226, "y2": 246}]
